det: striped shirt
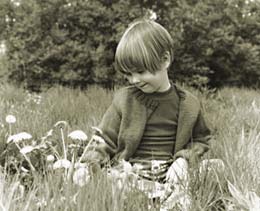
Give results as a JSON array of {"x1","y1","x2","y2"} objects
[{"x1": 129, "y1": 85, "x2": 180, "y2": 182}]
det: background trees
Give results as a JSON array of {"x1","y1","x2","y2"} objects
[{"x1": 0, "y1": 0, "x2": 259, "y2": 90}]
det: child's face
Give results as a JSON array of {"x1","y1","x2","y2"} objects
[{"x1": 125, "y1": 68, "x2": 170, "y2": 93}]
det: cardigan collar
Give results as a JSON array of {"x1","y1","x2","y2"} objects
[
  {"x1": 130, "y1": 82, "x2": 186, "y2": 110},
  {"x1": 129, "y1": 83, "x2": 200, "y2": 155}
]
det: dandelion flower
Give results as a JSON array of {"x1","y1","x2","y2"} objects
[
  {"x1": 68, "y1": 130, "x2": 88, "y2": 141},
  {"x1": 46, "y1": 155, "x2": 55, "y2": 162},
  {"x1": 54, "y1": 121, "x2": 68, "y2": 129},
  {"x1": 5, "y1": 115, "x2": 16, "y2": 124},
  {"x1": 53, "y1": 159, "x2": 71, "y2": 169},
  {"x1": 7, "y1": 132, "x2": 32, "y2": 143},
  {"x1": 73, "y1": 167, "x2": 90, "y2": 187},
  {"x1": 20, "y1": 146, "x2": 34, "y2": 154}
]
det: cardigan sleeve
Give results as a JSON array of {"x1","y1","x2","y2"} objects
[
  {"x1": 174, "y1": 109, "x2": 211, "y2": 164},
  {"x1": 82, "y1": 96, "x2": 121, "y2": 165}
]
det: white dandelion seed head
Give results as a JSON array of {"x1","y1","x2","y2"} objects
[
  {"x1": 73, "y1": 167, "x2": 90, "y2": 187},
  {"x1": 53, "y1": 159, "x2": 71, "y2": 169},
  {"x1": 7, "y1": 132, "x2": 32, "y2": 143},
  {"x1": 20, "y1": 146, "x2": 34, "y2": 154},
  {"x1": 46, "y1": 155, "x2": 55, "y2": 162},
  {"x1": 6, "y1": 115, "x2": 16, "y2": 124},
  {"x1": 68, "y1": 130, "x2": 88, "y2": 141}
]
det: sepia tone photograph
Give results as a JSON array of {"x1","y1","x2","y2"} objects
[{"x1": 0, "y1": 0, "x2": 259, "y2": 210}]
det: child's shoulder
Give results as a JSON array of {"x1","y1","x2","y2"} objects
[
  {"x1": 111, "y1": 86, "x2": 139, "y2": 105},
  {"x1": 173, "y1": 84, "x2": 199, "y2": 102},
  {"x1": 113, "y1": 85, "x2": 137, "y2": 98}
]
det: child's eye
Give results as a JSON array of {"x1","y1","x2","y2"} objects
[{"x1": 123, "y1": 72, "x2": 131, "y2": 76}]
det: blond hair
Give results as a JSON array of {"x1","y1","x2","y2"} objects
[{"x1": 115, "y1": 19, "x2": 174, "y2": 74}]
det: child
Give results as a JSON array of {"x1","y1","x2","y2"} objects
[{"x1": 83, "y1": 19, "x2": 211, "y2": 185}]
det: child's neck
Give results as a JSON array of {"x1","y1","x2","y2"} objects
[{"x1": 157, "y1": 81, "x2": 171, "y2": 93}]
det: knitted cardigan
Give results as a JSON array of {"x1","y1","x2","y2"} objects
[{"x1": 86, "y1": 84, "x2": 211, "y2": 165}]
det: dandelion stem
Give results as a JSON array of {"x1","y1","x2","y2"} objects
[
  {"x1": 60, "y1": 128, "x2": 67, "y2": 160},
  {"x1": 15, "y1": 142, "x2": 36, "y2": 172},
  {"x1": 8, "y1": 123, "x2": 12, "y2": 136},
  {"x1": 78, "y1": 137, "x2": 94, "y2": 163}
]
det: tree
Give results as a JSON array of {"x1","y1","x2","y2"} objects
[{"x1": 1, "y1": 0, "x2": 260, "y2": 90}]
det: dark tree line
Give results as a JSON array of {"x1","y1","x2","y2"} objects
[{"x1": 0, "y1": 0, "x2": 259, "y2": 91}]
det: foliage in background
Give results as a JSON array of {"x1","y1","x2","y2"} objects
[{"x1": 0, "y1": 0, "x2": 259, "y2": 90}]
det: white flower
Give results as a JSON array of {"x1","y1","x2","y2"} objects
[
  {"x1": 6, "y1": 115, "x2": 16, "y2": 124},
  {"x1": 46, "y1": 155, "x2": 55, "y2": 162},
  {"x1": 20, "y1": 146, "x2": 34, "y2": 154},
  {"x1": 68, "y1": 130, "x2": 88, "y2": 141},
  {"x1": 73, "y1": 167, "x2": 90, "y2": 187},
  {"x1": 54, "y1": 121, "x2": 68, "y2": 129},
  {"x1": 53, "y1": 159, "x2": 71, "y2": 169},
  {"x1": 7, "y1": 132, "x2": 32, "y2": 143}
]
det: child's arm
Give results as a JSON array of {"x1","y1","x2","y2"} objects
[
  {"x1": 82, "y1": 99, "x2": 121, "y2": 165},
  {"x1": 175, "y1": 110, "x2": 211, "y2": 165}
]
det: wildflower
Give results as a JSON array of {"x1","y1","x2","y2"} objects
[
  {"x1": 7, "y1": 132, "x2": 32, "y2": 143},
  {"x1": 73, "y1": 167, "x2": 90, "y2": 187},
  {"x1": 54, "y1": 121, "x2": 68, "y2": 129},
  {"x1": 46, "y1": 155, "x2": 55, "y2": 162},
  {"x1": 68, "y1": 130, "x2": 88, "y2": 141},
  {"x1": 20, "y1": 146, "x2": 34, "y2": 154},
  {"x1": 5, "y1": 115, "x2": 16, "y2": 124},
  {"x1": 53, "y1": 159, "x2": 71, "y2": 169}
]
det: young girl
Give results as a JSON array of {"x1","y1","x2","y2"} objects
[{"x1": 83, "y1": 19, "x2": 211, "y2": 185}]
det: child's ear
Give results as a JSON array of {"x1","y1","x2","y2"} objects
[{"x1": 162, "y1": 51, "x2": 171, "y2": 68}]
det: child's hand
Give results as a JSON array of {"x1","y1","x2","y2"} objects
[{"x1": 166, "y1": 158, "x2": 188, "y2": 184}]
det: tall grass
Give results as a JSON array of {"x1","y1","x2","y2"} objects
[{"x1": 0, "y1": 83, "x2": 259, "y2": 210}]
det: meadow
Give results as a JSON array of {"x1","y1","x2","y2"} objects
[{"x1": 0, "y1": 82, "x2": 259, "y2": 211}]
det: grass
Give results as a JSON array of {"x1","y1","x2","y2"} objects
[{"x1": 0, "y1": 82, "x2": 259, "y2": 210}]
